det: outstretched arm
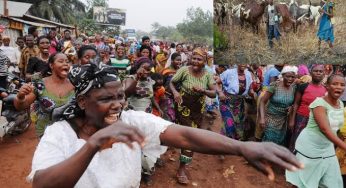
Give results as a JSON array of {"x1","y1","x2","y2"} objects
[{"x1": 160, "y1": 125, "x2": 304, "y2": 180}]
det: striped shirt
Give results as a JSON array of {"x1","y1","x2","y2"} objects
[
  {"x1": 171, "y1": 66, "x2": 214, "y2": 95},
  {"x1": 0, "y1": 49, "x2": 10, "y2": 76}
]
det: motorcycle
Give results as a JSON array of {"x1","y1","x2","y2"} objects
[{"x1": 0, "y1": 73, "x2": 31, "y2": 139}]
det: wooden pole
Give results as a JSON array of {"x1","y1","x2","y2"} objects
[{"x1": 4, "y1": 0, "x2": 9, "y2": 16}]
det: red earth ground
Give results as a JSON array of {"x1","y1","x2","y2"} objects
[{"x1": 0, "y1": 115, "x2": 292, "y2": 188}]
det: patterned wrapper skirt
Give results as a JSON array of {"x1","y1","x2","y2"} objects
[
  {"x1": 289, "y1": 113, "x2": 309, "y2": 152},
  {"x1": 175, "y1": 91, "x2": 205, "y2": 128},
  {"x1": 219, "y1": 93, "x2": 246, "y2": 140},
  {"x1": 262, "y1": 112, "x2": 288, "y2": 146},
  {"x1": 160, "y1": 93, "x2": 176, "y2": 122}
]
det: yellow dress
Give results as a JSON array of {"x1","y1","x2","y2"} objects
[{"x1": 336, "y1": 107, "x2": 346, "y2": 174}]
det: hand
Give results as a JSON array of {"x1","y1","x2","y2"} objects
[
  {"x1": 240, "y1": 142, "x2": 304, "y2": 181},
  {"x1": 218, "y1": 91, "x2": 226, "y2": 101},
  {"x1": 288, "y1": 120, "x2": 295, "y2": 130},
  {"x1": 136, "y1": 67, "x2": 145, "y2": 80},
  {"x1": 173, "y1": 92, "x2": 183, "y2": 105},
  {"x1": 159, "y1": 109, "x2": 164, "y2": 117},
  {"x1": 192, "y1": 86, "x2": 205, "y2": 93},
  {"x1": 88, "y1": 120, "x2": 145, "y2": 150},
  {"x1": 17, "y1": 83, "x2": 34, "y2": 100}
]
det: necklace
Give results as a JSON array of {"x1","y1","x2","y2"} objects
[{"x1": 39, "y1": 53, "x2": 49, "y2": 62}]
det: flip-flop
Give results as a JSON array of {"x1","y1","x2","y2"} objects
[{"x1": 176, "y1": 173, "x2": 189, "y2": 184}]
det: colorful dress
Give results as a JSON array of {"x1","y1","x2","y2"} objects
[
  {"x1": 286, "y1": 98, "x2": 344, "y2": 188},
  {"x1": 127, "y1": 76, "x2": 155, "y2": 113},
  {"x1": 219, "y1": 68, "x2": 253, "y2": 140},
  {"x1": 317, "y1": 2, "x2": 335, "y2": 44},
  {"x1": 161, "y1": 67, "x2": 178, "y2": 122},
  {"x1": 262, "y1": 82, "x2": 295, "y2": 145},
  {"x1": 31, "y1": 79, "x2": 75, "y2": 137},
  {"x1": 289, "y1": 83, "x2": 326, "y2": 151},
  {"x1": 171, "y1": 66, "x2": 214, "y2": 128},
  {"x1": 336, "y1": 108, "x2": 346, "y2": 176}
]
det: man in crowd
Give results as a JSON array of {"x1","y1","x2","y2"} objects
[
  {"x1": 0, "y1": 36, "x2": 20, "y2": 75},
  {"x1": 19, "y1": 35, "x2": 39, "y2": 79}
]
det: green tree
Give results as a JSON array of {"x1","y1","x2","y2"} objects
[
  {"x1": 176, "y1": 7, "x2": 213, "y2": 45},
  {"x1": 15, "y1": 0, "x2": 86, "y2": 24}
]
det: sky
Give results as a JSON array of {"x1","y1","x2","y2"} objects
[{"x1": 81, "y1": 0, "x2": 213, "y2": 32}]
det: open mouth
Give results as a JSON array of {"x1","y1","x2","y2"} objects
[
  {"x1": 104, "y1": 112, "x2": 120, "y2": 125},
  {"x1": 42, "y1": 48, "x2": 49, "y2": 53}
]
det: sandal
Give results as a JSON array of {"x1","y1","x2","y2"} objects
[{"x1": 176, "y1": 173, "x2": 189, "y2": 184}]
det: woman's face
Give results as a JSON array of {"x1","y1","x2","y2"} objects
[
  {"x1": 191, "y1": 54, "x2": 205, "y2": 72},
  {"x1": 140, "y1": 49, "x2": 150, "y2": 58},
  {"x1": 116, "y1": 46, "x2": 125, "y2": 57},
  {"x1": 39, "y1": 38, "x2": 50, "y2": 54},
  {"x1": 176, "y1": 45, "x2": 183, "y2": 53},
  {"x1": 50, "y1": 53, "x2": 70, "y2": 78},
  {"x1": 82, "y1": 81, "x2": 126, "y2": 128},
  {"x1": 310, "y1": 65, "x2": 325, "y2": 83},
  {"x1": 81, "y1": 50, "x2": 97, "y2": 65},
  {"x1": 282, "y1": 72, "x2": 296, "y2": 87},
  {"x1": 138, "y1": 62, "x2": 152, "y2": 80},
  {"x1": 172, "y1": 56, "x2": 182, "y2": 70},
  {"x1": 326, "y1": 75, "x2": 345, "y2": 99},
  {"x1": 238, "y1": 64, "x2": 247, "y2": 72}
]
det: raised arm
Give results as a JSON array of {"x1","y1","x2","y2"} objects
[
  {"x1": 160, "y1": 125, "x2": 303, "y2": 180},
  {"x1": 14, "y1": 83, "x2": 36, "y2": 110},
  {"x1": 313, "y1": 106, "x2": 346, "y2": 151}
]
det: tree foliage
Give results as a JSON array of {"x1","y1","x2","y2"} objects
[
  {"x1": 14, "y1": 0, "x2": 86, "y2": 24},
  {"x1": 176, "y1": 7, "x2": 213, "y2": 45}
]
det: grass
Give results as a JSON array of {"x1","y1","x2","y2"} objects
[{"x1": 215, "y1": 0, "x2": 346, "y2": 65}]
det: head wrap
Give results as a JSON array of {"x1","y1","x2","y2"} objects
[
  {"x1": 52, "y1": 63, "x2": 119, "y2": 120},
  {"x1": 298, "y1": 65, "x2": 309, "y2": 76},
  {"x1": 281, "y1": 65, "x2": 298, "y2": 75},
  {"x1": 192, "y1": 47, "x2": 207, "y2": 61}
]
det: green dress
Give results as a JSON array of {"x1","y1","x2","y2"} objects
[
  {"x1": 31, "y1": 79, "x2": 75, "y2": 137},
  {"x1": 286, "y1": 97, "x2": 344, "y2": 188}
]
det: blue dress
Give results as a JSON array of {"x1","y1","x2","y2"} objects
[{"x1": 317, "y1": 3, "x2": 334, "y2": 43}]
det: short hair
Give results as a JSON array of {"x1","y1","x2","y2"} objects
[
  {"x1": 16, "y1": 36, "x2": 25, "y2": 41},
  {"x1": 170, "y1": 43, "x2": 176, "y2": 48},
  {"x1": 151, "y1": 73, "x2": 163, "y2": 82},
  {"x1": 28, "y1": 26, "x2": 38, "y2": 35},
  {"x1": 326, "y1": 74, "x2": 344, "y2": 85},
  {"x1": 64, "y1": 29, "x2": 71, "y2": 34},
  {"x1": 77, "y1": 45, "x2": 97, "y2": 59},
  {"x1": 142, "y1": 36, "x2": 150, "y2": 42},
  {"x1": 37, "y1": 35, "x2": 50, "y2": 46},
  {"x1": 171, "y1": 52, "x2": 181, "y2": 61}
]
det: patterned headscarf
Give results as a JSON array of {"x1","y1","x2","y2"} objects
[
  {"x1": 192, "y1": 47, "x2": 207, "y2": 62},
  {"x1": 52, "y1": 63, "x2": 119, "y2": 120}
]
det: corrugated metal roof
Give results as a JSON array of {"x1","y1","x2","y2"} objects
[
  {"x1": 8, "y1": 17, "x2": 56, "y2": 28},
  {"x1": 0, "y1": 0, "x2": 32, "y2": 17},
  {"x1": 23, "y1": 14, "x2": 75, "y2": 29}
]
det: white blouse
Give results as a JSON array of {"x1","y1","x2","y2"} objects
[{"x1": 27, "y1": 110, "x2": 172, "y2": 188}]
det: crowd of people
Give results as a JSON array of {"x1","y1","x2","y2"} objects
[{"x1": 8, "y1": 25, "x2": 346, "y2": 187}]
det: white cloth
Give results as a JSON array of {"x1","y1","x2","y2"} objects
[
  {"x1": 27, "y1": 110, "x2": 172, "y2": 188},
  {"x1": 0, "y1": 46, "x2": 20, "y2": 64}
]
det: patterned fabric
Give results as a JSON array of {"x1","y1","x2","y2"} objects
[
  {"x1": 31, "y1": 79, "x2": 75, "y2": 137},
  {"x1": 152, "y1": 86, "x2": 165, "y2": 116},
  {"x1": 171, "y1": 66, "x2": 214, "y2": 96},
  {"x1": 262, "y1": 82, "x2": 295, "y2": 145},
  {"x1": 220, "y1": 93, "x2": 246, "y2": 140},
  {"x1": 127, "y1": 76, "x2": 155, "y2": 113},
  {"x1": 19, "y1": 46, "x2": 40, "y2": 77},
  {"x1": 176, "y1": 91, "x2": 205, "y2": 128},
  {"x1": 0, "y1": 49, "x2": 10, "y2": 76},
  {"x1": 161, "y1": 67, "x2": 177, "y2": 122}
]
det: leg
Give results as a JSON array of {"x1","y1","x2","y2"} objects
[
  {"x1": 318, "y1": 39, "x2": 321, "y2": 51},
  {"x1": 177, "y1": 150, "x2": 193, "y2": 184}
]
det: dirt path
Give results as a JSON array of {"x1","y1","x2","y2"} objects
[{"x1": 0, "y1": 116, "x2": 291, "y2": 188}]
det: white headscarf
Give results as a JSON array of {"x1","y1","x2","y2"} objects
[{"x1": 281, "y1": 65, "x2": 298, "y2": 75}]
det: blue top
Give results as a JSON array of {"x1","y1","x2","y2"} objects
[
  {"x1": 317, "y1": 2, "x2": 334, "y2": 43},
  {"x1": 220, "y1": 68, "x2": 252, "y2": 95},
  {"x1": 263, "y1": 67, "x2": 280, "y2": 87}
]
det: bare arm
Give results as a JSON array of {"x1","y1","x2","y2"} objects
[
  {"x1": 160, "y1": 125, "x2": 303, "y2": 180},
  {"x1": 313, "y1": 106, "x2": 346, "y2": 150},
  {"x1": 14, "y1": 83, "x2": 36, "y2": 110},
  {"x1": 259, "y1": 91, "x2": 273, "y2": 127},
  {"x1": 288, "y1": 90, "x2": 302, "y2": 129},
  {"x1": 205, "y1": 83, "x2": 217, "y2": 98},
  {"x1": 32, "y1": 121, "x2": 145, "y2": 188}
]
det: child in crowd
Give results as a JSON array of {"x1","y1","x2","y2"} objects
[{"x1": 151, "y1": 73, "x2": 165, "y2": 117}]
